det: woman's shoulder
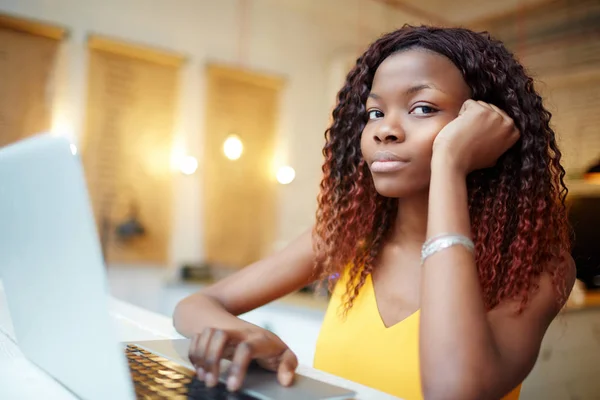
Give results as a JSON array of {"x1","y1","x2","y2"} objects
[
  {"x1": 556, "y1": 253, "x2": 577, "y2": 308},
  {"x1": 493, "y1": 253, "x2": 576, "y2": 318}
]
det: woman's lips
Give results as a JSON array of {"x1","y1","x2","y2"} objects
[
  {"x1": 371, "y1": 160, "x2": 409, "y2": 172},
  {"x1": 370, "y1": 151, "x2": 409, "y2": 172}
]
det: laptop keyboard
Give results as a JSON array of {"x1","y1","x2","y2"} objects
[{"x1": 125, "y1": 344, "x2": 259, "y2": 399}]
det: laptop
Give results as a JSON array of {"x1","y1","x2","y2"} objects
[{"x1": 0, "y1": 134, "x2": 356, "y2": 400}]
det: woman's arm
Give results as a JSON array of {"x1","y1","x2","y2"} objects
[
  {"x1": 419, "y1": 101, "x2": 575, "y2": 399},
  {"x1": 173, "y1": 228, "x2": 317, "y2": 337}
]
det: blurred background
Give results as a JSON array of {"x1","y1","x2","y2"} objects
[{"x1": 0, "y1": 0, "x2": 598, "y2": 398}]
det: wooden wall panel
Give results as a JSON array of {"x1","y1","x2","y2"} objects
[
  {"x1": 82, "y1": 47, "x2": 179, "y2": 265},
  {"x1": 203, "y1": 65, "x2": 283, "y2": 268},
  {"x1": 0, "y1": 28, "x2": 58, "y2": 148}
]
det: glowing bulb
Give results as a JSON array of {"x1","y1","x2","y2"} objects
[
  {"x1": 223, "y1": 135, "x2": 243, "y2": 160},
  {"x1": 51, "y1": 111, "x2": 74, "y2": 139},
  {"x1": 70, "y1": 144, "x2": 77, "y2": 155},
  {"x1": 276, "y1": 166, "x2": 295, "y2": 185},
  {"x1": 179, "y1": 156, "x2": 198, "y2": 175}
]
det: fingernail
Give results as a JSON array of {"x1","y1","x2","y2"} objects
[
  {"x1": 205, "y1": 372, "x2": 216, "y2": 387},
  {"x1": 196, "y1": 367, "x2": 205, "y2": 380},
  {"x1": 282, "y1": 371, "x2": 293, "y2": 385},
  {"x1": 227, "y1": 376, "x2": 238, "y2": 391}
]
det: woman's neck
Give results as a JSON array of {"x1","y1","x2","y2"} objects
[{"x1": 389, "y1": 190, "x2": 429, "y2": 248}]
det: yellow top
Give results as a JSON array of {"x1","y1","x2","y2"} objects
[{"x1": 314, "y1": 273, "x2": 521, "y2": 400}]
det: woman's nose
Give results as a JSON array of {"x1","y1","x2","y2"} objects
[{"x1": 373, "y1": 119, "x2": 405, "y2": 144}]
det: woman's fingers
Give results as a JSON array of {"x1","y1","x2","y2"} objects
[
  {"x1": 188, "y1": 332, "x2": 203, "y2": 379},
  {"x1": 276, "y1": 349, "x2": 298, "y2": 387},
  {"x1": 203, "y1": 329, "x2": 229, "y2": 387},
  {"x1": 189, "y1": 328, "x2": 295, "y2": 392},
  {"x1": 188, "y1": 328, "x2": 215, "y2": 380},
  {"x1": 486, "y1": 102, "x2": 505, "y2": 117},
  {"x1": 476, "y1": 100, "x2": 494, "y2": 111},
  {"x1": 486, "y1": 103, "x2": 520, "y2": 143},
  {"x1": 227, "y1": 341, "x2": 254, "y2": 392},
  {"x1": 459, "y1": 99, "x2": 477, "y2": 115}
]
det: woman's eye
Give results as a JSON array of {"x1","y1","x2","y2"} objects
[
  {"x1": 368, "y1": 110, "x2": 384, "y2": 120},
  {"x1": 411, "y1": 105, "x2": 437, "y2": 115}
]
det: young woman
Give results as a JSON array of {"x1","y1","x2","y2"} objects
[{"x1": 173, "y1": 25, "x2": 575, "y2": 400}]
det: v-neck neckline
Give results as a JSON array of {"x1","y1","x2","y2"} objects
[{"x1": 367, "y1": 273, "x2": 420, "y2": 330}]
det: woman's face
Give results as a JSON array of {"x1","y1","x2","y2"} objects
[{"x1": 361, "y1": 48, "x2": 471, "y2": 198}]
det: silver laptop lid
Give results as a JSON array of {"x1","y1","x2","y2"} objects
[{"x1": 0, "y1": 134, "x2": 134, "y2": 400}]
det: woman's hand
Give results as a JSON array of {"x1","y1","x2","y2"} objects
[
  {"x1": 188, "y1": 327, "x2": 298, "y2": 392},
  {"x1": 432, "y1": 100, "x2": 520, "y2": 175}
]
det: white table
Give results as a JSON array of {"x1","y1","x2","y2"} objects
[{"x1": 0, "y1": 287, "x2": 399, "y2": 399}]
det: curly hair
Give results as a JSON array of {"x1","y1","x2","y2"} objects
[{"x1": 313, "y1": 25, "x2": 571, "y2": 312}]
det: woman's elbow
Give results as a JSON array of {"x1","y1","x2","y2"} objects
[
  {"x1": 421, "y1": 366, "x2": 492, "y2": 400},
  {"x1": 172, "y1": 295, "x2": 195, "y2": 337},
  {"x1": 421, "y1": 378, "x2": 482, "y2": 400}
]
